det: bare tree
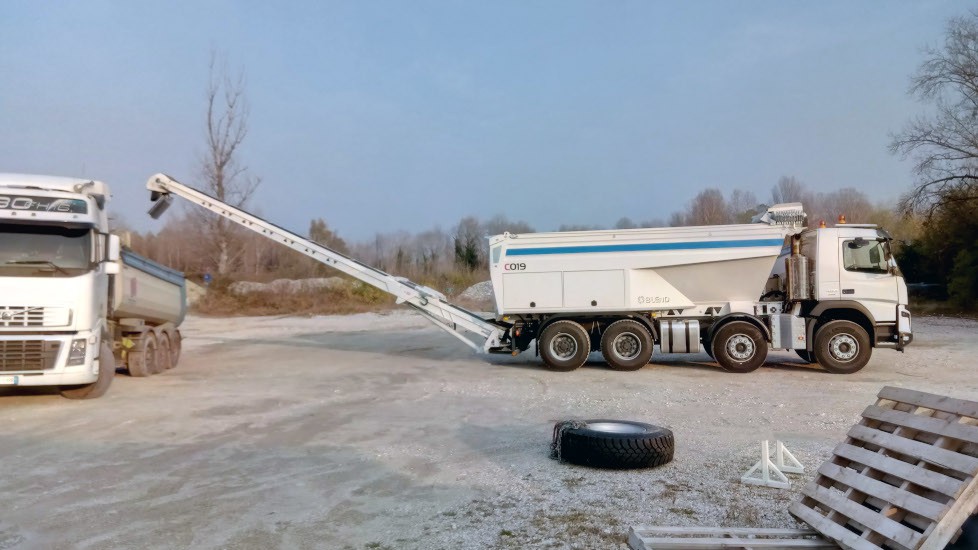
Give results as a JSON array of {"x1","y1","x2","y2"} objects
[
  {"x1": 196, "y1": 53, "x2": 260, "y2": 275},
  {"x1": 687, "y1": 188, "x2": 731, "y2": 225},
  {"x1": 771, "y1": 176, "x2": 807, "y2": 204},
  {"x1": 728, "y1": 189, "x2": 759, "y2": 223},
  {"x1": 890, "y1": 11, "x2": 978, "y2": 215}
]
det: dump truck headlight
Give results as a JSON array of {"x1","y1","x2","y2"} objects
[{"x1": 67, "y1": 339, "x2": 87, "y2": 366}]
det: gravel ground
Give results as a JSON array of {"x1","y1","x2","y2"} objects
[{"x1": 0, "y1": 313, "x2": 975, "y2": 549}]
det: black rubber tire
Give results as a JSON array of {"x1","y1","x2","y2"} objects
[
  {"x1": 795, "y1": 349, "x2": 816, "y2": 363},
  {"x1": 539, "y1": 320, "x2": 591, "y2": 372},
  {"x1": 556, "y1": 419, "x2": 674, "y2": 469},
  {"x1": 60, "y1": 342, "x2": 114, "y2": 399},
  {"x1": 711, "y1": 321, "x2": 767, "y2": 373},
  {"x1": 600, "y1": 319, "x2": 653, "y2": 371},
  {"x1": 127, "y1": 332, "x2": 158, "y2": 377},
  {"x1": 158, "y1": 333, "x2": 173, "y2": 370},
  {"x1": 813, "y1": 320, "x2": 872, "y2": 374},
  {"x1": 167, "y1": 329, "x2": 181, "y2": 368}
]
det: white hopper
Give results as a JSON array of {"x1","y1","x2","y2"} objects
[{"x1": 488, "y1": 206, "x2": 805, "y2": 315}]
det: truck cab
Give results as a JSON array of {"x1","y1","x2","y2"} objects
[{"x1": 0, "y1": 174, "x2": 119, "y2": 398}]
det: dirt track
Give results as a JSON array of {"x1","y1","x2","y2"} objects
[{"x1": 1, "y1": 313, "x2": 975, "y2": 549}]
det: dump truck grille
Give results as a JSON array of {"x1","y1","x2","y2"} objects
[
  {"x1": 0, "y1": 340, "x2": 61, "y2": 371},
  {"x1": 0, "y1": 306, "x2": 70, "y2": 328}
]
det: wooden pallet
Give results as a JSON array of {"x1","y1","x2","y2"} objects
[
  {"x1": 628, "y1": 526, "x2": 838, "y2": 549},
  {"x1": 788, "y1": 386, "x2": 978, "y2": 550}
]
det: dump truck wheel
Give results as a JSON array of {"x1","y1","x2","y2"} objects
[
  {"x1": 600, "y1": 319, "x2": 653, "y2": 371},
  {"x1": 540, "y1": 320, "x2": 591, "y2": 371},
  {"x1": 158, "y1": 333, "x2": 173, "y2": 370},
  {"x1": 127, "y1": 332, "x2": 158, "y2": 377},
  {"x1": 553, "y1": 420, "x2": 674, "y2": 469},
  {"x1": 795, "y1": 349, "x2": 816, "y2": 363},
  {"x1": 711, "y1": 321, "x2": 767, "y2": 373},
  {"x1": 60, "y1": 343, "x2": 115, "y2": 399},
  {"x1": 166, "y1": 329, "x2": 181, "y2": 367},
  {"x1": 814, "y1": 320, "x2": 871, "y2": 374}
]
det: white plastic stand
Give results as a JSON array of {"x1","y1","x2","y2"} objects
[{"x1": 741, "y1": 440, "x2": 804, "y2": 489}]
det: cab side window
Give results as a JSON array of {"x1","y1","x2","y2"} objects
[{"x1": 843, "y1": 240, "x2": 888, "y2": 273}]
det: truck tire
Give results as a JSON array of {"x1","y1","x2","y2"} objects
[
  {"x1": 795, "y1": 349, "x2": 816, "y2": 363},
  {"x1": 60, "y1": 342, "x2": 114, "y2": 399},
  {"x1": 540, "y1": 320, "x2": 591, "y2": 372},
  {"x1": 600, "y1": 319, "x2": 653, "y2": 371},
  {"x1": 158, "y1": 333, "x2": 173, "y2": 370},
  {"x1": 127, "y1": 332, "x2": 159, "y2": 377},
  {"x1": 166, "y1": 329, "x2": 181, "y2": 367},
  {"x1": 711, "y1": 321, "x2": 767, "y2": 373},
  {"x1": 813, "y1": 320, "x2": 871, "y2": 374},
  {"x1": 553, "y1": 420, "x2": 674, "y2": 469}
]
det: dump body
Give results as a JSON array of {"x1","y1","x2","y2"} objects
[
  {"x1": 489, "y1": 222, "x2": 802, "y2": 315},
  {"x1": 114, "y1": 250, "x2": 186, "y2": 326}
]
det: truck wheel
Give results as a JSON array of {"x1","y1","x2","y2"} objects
[
  {"x1": 795, "y1": 349, "x2": 815, "y2": 363},
  {"x1": 158, "y1": 333, "x2": 173, "y2": 370},
  {"x1": 540, "y1": 320, "x2": 591, "y2": 372},
  {"x1": 127, "y1": 333, "x2": 159, "y2": 377},
  {"x1": 600, "y1": 319, "x2": 653, "y2": 371},
  {"x1": 166, "y1": 329, "x2": 182, "y2": 367},
  {"x1": 814, "y1": 320, "x2": 871, "y2": 374},
  {"x1": 552, "y1": 420, "x2": 674, "y2": 469},
  {"x1": 711, "y1": 321, "x2": 767, "y2": 373},
  {"x1": 60, "y1": 342, "x2": 115, "y2": 399}
]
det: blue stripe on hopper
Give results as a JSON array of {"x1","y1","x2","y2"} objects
[{"x1": 505, "y1": 238, "x2": 785, "y2": 256}]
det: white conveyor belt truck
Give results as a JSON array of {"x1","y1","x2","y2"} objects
[
  {"x1": 0, "y1": 174, "x2": 185, "y2": 399},
  {"x1": 146, "y1": 173, "x2": 911, "y2": 375}
]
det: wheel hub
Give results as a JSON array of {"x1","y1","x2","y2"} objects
[
  {"x1": 726, "y1": 334, "x2": 754, "y2": 361},
  {"x1": 612, "y1": 333, "x2": 642, "y2": 361},
  {"x1": 829, "y1": 334, "x2": 858, "y2": 362},
  {"x1": 550, "y1": 333, "x2": 578, "y2": 359}
]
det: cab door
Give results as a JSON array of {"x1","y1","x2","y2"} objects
[{"x1": 838, "y1": 237, "x2": 898, "y2": 322}]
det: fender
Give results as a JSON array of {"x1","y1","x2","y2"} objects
[
  {"x1": 806, "y1": 301, "x2": 876, "y2": 349},
  {"x1": 705, "y1": 313, "x2": 772, "y2": 345},
  {"x1": 537, "y1": 314, "x2": 659, "y2": 344}
]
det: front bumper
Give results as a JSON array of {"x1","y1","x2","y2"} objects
[{"x1": 0, "y1": 331, "x2": 100, "y2": 387}]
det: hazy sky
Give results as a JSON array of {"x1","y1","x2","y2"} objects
[{"x1": 0, "y1": 1, "x2": 965, "y2": 239}]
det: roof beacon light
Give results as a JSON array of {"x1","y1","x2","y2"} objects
[
  {"x1": 838, "y1": 214, "x2": 847, "y2": 224},
  {"x1": 819, "y1": 220, "x2": 827, "y2": 228}
]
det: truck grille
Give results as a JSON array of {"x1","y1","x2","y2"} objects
[
  {"x1": 0, "y1": 340, "x2": 61, "y2": 371},
  {"x1": 0, "y1": 306, "x2": 71, "y2": 328}
]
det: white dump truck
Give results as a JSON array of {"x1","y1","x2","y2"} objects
[
  {"x1": 146, "y1": 173, "x2": 910, "y2": 375},
  {"x1": 0, "y1": 174, "x2": 185, "y2": 399}
]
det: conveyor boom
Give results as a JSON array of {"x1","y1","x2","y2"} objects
[{"x1": 145, "y1": 173, "x2": 507, "y2": 352}]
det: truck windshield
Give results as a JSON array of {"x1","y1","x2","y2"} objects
[{"x1": 0, "y1": 223, "x2": 92, "y2": 277}]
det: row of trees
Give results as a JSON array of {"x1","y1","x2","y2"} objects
[{"x1": 140, "y1": 11, "x2": 978, "y2": 308}]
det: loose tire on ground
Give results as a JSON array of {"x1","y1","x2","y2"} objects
[
  {"x1": 600, "y1": 319, "x2": 653, "y2": 371},
  {"x1": 127, "y1": 332, "x2": 159, "y2": 377},
  {"x1": 553, "y1": 420, "x2": 674, "y2": 469},
  {"x1": 539, "y1": 320, "x2": 591, "y2": 372},
  {"x1": 813, "y1": 320, "x2": 872, "y2": 374},
  {"x1": 60, "y1": 342, "x2": 114, "y2": 399},
  {"x1": 711, "y1": 320, "x2": 767, "y2": 373}
]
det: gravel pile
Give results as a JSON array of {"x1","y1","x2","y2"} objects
[
  {"x1": 459, "y1": 280, "x2": 494, "y2": 301},
  {"x1": 228, "y1": 277, "x2": 346, "y2": 295}
]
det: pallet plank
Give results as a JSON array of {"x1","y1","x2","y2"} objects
[
  {"x1": 788, "y1": 503, "x2": 881, "y2": 550},
  {"x1": 800, "y1": 482, "x2": 924, "y2": 549},
  {"x1": 918, "y1": 473, "x2": 978, "y2": 550},
  {"x1": 628, "y1": 526, "x2": 838, "y2": 550},
  {"x1": 816, "y1": 462, "x2": 946, "y2": 521},
  {"x1": 878, "y1": 386, "x2": 978, "y2": 420},
  {"x1": 832, "y1": 443, "x2": 963, "y2": 498},
  {"x1": 861, "y1": 405, "x2": 978, "y2": 445},
  {"x1": 848, "y1": 424, "x2": 978, "y2": 476}
]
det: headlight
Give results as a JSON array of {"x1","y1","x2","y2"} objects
[{"x1": 67, "y1": 339, "x2": 87, "y2": 366}]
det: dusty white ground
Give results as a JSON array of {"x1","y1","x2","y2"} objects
[{"x1": 0, "y1": 313, "x2": 975, "y2": 549}]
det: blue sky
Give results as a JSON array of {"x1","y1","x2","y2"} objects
[{"x1": 0, "y1": 1, "x2": 965, "y2": 239}]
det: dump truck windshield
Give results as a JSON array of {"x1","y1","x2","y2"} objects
[{"x1": 0, "y1": 223, "x2": 92, "y2": 276}]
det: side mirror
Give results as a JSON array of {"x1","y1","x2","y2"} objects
[{"x1": 104, "y1": 234, "x2": 121, "y2": 274}]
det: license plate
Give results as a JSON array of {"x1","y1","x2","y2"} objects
[{"x1": 0, "y1": 375, "x2": 19, "y2": 385}]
